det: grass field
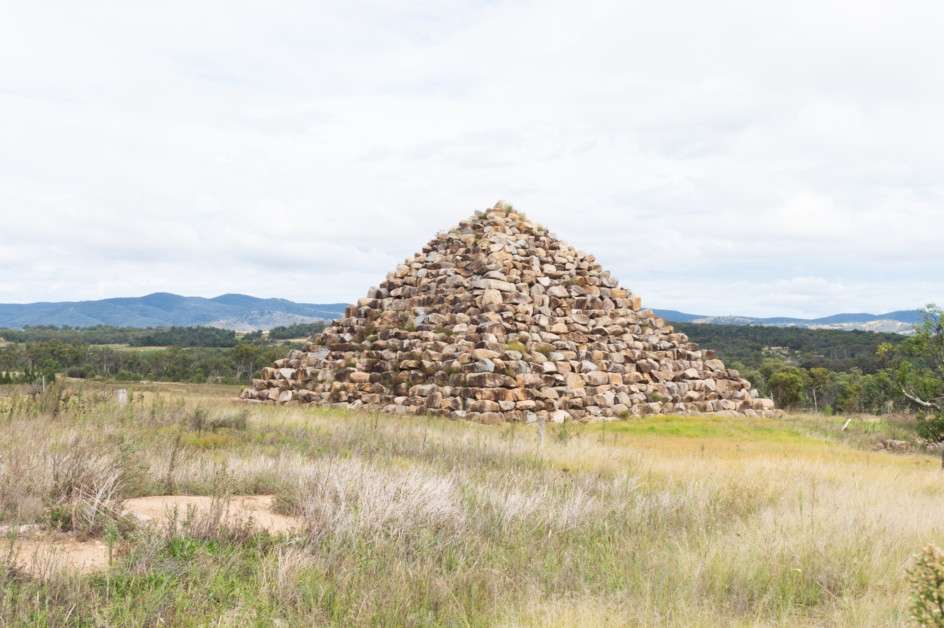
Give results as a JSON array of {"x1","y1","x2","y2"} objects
[{"x1": 0, "y1": 381, "x2": 940, "y2": 626}]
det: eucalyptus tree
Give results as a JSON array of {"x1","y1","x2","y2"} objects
[{"x1": 880, "y1": 305, "x2": 944, "y2": 440}]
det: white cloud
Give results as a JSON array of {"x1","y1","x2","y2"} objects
[{"x1": 0, "y1": 1, "x2": 941, "y2": 316}]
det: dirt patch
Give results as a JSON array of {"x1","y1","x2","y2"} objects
[
  {"x1": 2, "y1": 495, "x2": 303, "y2": 577},
  {"x1": 3, "y1": 536, "x2": 112, "y2": 576},
  {"x1": 123, "y1": 494, "x2": 301, "y2": 533}
]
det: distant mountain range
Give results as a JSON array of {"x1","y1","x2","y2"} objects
[
  {"x1": 0, "y1": 293, "x2": 923, "y2": 334},
  {"x1": 652, "y1": 309, "x2": 923, "y2": 334},
  {"x1": 0, "y1": 293, "x2": 348, "y2": 332}
]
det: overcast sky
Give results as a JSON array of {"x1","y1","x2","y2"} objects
[{"x1": 1, "y1": 1, "x2": 942, "y2": 318}]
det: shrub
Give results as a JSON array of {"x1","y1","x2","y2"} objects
[
  {"x1": 909, "y1": 544, "x2": 944, "y2": 626},
  {"x1": 210, "y1": 408, "x2": 250, "y2": 431},
  {"x1": 916, "y1": 414, "x2": 944, "y2": 443},
  {"x1": 188, "y1": 406, "x2": 209, "y2": 432},
  {"x1": 768, "y1": 370, "x2": 803, "y2": 408}
]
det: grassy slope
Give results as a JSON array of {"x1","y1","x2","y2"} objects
[{"x1": 0, "y1": 383, "x2": 939, "y2": 626}]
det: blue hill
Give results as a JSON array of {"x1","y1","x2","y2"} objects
[
  {"x1": 0, "y1": 296, "x2": 923, "y2": 333},
  {"x1": 0, "y1": 293, "x2": 349, "y2": 330},
  {"x1": 654, "y1": 308, "x2": 924, "y2": 333}
]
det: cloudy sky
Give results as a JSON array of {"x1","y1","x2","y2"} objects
[{"x1": 2, "y1": 1, "x2": 942, "y2": 318}]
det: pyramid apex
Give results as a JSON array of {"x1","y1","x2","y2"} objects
[{"x1": 492, "y1": 200, "x2": 509, "y2": 211}]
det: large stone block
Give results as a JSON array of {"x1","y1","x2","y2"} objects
[
  {"x1": 469, "y1": 399, "x2": 501, "y2": 413},
  {"x1": 466, "y1": 372, "x2": 513, "y2": 388}
]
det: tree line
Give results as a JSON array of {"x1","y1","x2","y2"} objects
[
  {"x1": 673, "y1": 322, "x2": 905, "y2": 374},
  {"x1": 0, "y1": 318, "x2": 928, "y2": 417},
  {"x1": 674, "y1": 322, "x2": 910, "y2": 415},
  {"x1": 0, "y1": 321, "x2": 327, "y2": 347},
  {"x1": 0, "y1": 322, "x2": 328, "y2": 385}
]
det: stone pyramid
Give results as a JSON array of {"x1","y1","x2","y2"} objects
[{"x1": 241, "y1": 202, "x2": 775, "y2": 422}]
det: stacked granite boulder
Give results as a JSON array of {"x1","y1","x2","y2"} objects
[{"x1": 241, "y1": 202, "x2": 775, "y2": 422}]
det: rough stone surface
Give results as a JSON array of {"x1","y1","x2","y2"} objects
[{"x1": 242, "y1": 201, "x2": 773, "y2": 421}]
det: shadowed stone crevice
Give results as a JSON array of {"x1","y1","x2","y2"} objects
[{"x1": 242, "y1": 201, "x2": 775, "y2": 422}]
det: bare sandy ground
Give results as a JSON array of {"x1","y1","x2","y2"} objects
[
  {"x1": 3, "y1": 536, "x2": 112, "y2": 575},
  {"x1": 123, "y1": 494, "x2": 301, "y2": 533},
  {"x1": 2, "y1": 495, "x2": 303, "y2": 577}
]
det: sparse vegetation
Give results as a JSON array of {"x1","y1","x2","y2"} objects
[
  {"x1": 505, "y1": 340, "x2": 528, "y2": 354},
  {"x1": 0, "y1": 381, "x2": 941, "y2": 625}
]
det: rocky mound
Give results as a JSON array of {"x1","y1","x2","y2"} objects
[{"x1": 241, "y1": 202, "x2": 774, "y2": 422}]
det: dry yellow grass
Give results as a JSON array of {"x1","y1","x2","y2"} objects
[
  {"x1": 500, "y1": 417, "x2": 940, "y2": 626},
  {"x1": 0, "y1": 383, "x2": 940, "y2": 625}
]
